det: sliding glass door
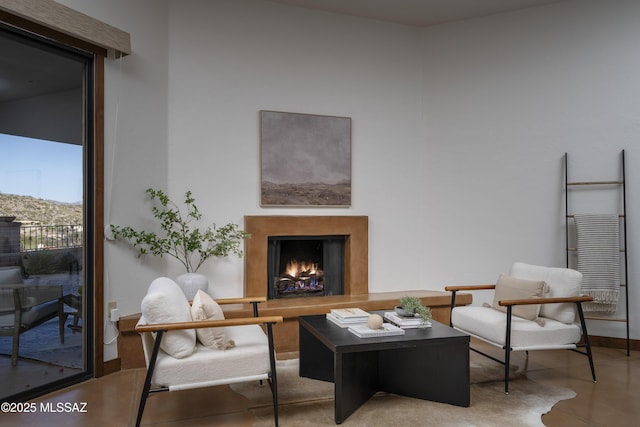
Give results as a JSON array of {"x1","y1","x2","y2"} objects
[{"x1": 0, "y1": 26, "x2": 94, "y2": 401}]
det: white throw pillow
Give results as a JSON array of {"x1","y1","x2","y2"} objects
[
  {"x1": 491, "y1": 274, "x2": 547, "y2": 321},
  {"x1": 190, "y1": 290, "x2": 235, "y2": 350},
  {"x1": 510, "y1": 262, "x2": 582, "y2": 324},
  {"x1": 141, "y1": 277, "x2": 195, "y2": 359}
]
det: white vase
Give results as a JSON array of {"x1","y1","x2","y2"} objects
[{"x1": 175, "y1": 272, "x2": 209, "y2": 300}]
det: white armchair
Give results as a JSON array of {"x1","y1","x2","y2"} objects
[
  {"x1": 134, "y1": 277, "x2": 283, "y2": 426},
  {"x1": 446, "y1": 262, "x2": 596, "y2": 393}
]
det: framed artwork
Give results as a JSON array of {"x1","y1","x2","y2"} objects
[{"x1": 260, "y1": 110, "x2": 351, "y2": 207}]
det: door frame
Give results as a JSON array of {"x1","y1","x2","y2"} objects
[{"x1": 0, "y1": 10, "x2": 108, "y2": 378}]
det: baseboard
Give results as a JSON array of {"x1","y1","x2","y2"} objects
[
  {"x1": 590, "y1": 335, "x2": 640, "y2": 351},
  {"x1": 101, "y1": 357, "x2": 122, "y2": 376}
]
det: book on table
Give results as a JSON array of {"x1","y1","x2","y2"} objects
[
  {"x1": 347, "y1": 323, "x2": 405, "y2": 338},
  {"x1": 383, "y1": 311, "x2": 432, "y2": 329},
  {"x1": 326, "y1": 312, "x2": 368, "y2": 328},
  {"x1": 329, "y1": 308, "x2": 370, "y2": 322}
]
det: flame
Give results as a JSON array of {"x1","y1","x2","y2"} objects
[{"x1": 285, "y1": 260, "x2": 319, "y2": 277}]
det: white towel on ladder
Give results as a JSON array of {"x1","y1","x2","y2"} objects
[{"x1": 574, "y1": 214, "x2": 620, "y2": 313}]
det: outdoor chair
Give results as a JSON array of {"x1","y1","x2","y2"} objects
[
  {"x1": 445, "y1": 262, "x2": 596, "y2": 393},
  {"x1": 0, "y1": 266, "x2": 65, "y2": 366},
  {"x1": 135, "y1": 277, "x2": 283, "y2": 426}
]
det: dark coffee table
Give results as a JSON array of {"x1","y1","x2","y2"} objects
[{"x1": 299, "y1": 313, "x2": 470, "y2": 424}]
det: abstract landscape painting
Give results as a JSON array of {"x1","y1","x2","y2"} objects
[{"x1": 260, "y1": 110, "x2": 351, "y2": 206}]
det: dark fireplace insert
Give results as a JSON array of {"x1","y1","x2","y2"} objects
[{"x1": 267, "y1": 235, "x2": 345, "y2": 299}]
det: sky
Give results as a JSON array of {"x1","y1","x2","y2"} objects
[{"x1": 0, "y1": 133, "x2": 83, "y2": 204}]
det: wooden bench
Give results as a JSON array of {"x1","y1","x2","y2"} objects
[{"x1": 117, "y1": 290, "x2": 472, "y2": 369}]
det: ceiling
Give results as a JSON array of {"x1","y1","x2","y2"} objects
[
  {"x1": 0, "y1": 0, "x2": 564, "y2": 105},
  {"x1": 266, "y1": 0, "x2": 564, "y2": 27},
  {"x1": 0, "y1": 31, "x2": 83, "y2": 104}
]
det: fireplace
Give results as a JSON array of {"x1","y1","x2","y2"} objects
[
  {"x1": 267, "y1": 235, "x2": 345, "y2": 299},
  {"x1": 244, "y1": 216, "x2": 368, "y2": 298}
]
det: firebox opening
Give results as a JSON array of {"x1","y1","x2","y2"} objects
[{"x1": 267, "y1": 235, "x2": 345, "y2": 299}]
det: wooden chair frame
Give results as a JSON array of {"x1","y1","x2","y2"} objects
[
  {"x1": 445, "y1": 284, "x2": 597, "y2": 393},
  {"x1": 134, "y1": 297, "x2": 283, "y2": 426}
]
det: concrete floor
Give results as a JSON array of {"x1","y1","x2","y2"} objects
[{"x1": 0, "y1": 340, "x2": 638, "y2": 426}]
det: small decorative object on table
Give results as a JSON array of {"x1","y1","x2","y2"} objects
[
  {"x1": 394, "y1": 296, "x2": 432, "y2": 328},
  {"x1": 367, "y1": 313, "x2": 384, "y2": 329}
]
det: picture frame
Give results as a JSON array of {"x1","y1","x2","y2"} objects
[{"x1": 260, "y1": 110, "x2": 351, "y2": 207}]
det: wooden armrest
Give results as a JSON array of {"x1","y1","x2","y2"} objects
[
  {"x1": 215, "y1": 296, "x2": 266, "y2": 305},
  {"x1": 188, "y1": 296, "x2": 266, "y2": 305},
  {"x1": 135, "y1": 315, "x2": 283, "y2": 333},
  {"x1": 445, "y1": 284, "x2": 496, "y2": 292},
  {"x1": 498, "y1": 295, "x2": 594, "y2": 307}
]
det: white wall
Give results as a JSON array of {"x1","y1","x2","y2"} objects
[
  {"x1": 57, "y1": 0, "x2": 170, "y2": 360},
  {"x1": 419, "y1": 0, "x2": 640, "y2": 339},
  {"x1": 166, "y1": 0, "x2": 425, "y2": 297},
  {"x1": 56, "y1": 0, "x2": 639, "y2": 361}
]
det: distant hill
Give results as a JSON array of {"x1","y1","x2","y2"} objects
[{"x1": 0, "y1": 193, "x2": 82, "y2": 225}]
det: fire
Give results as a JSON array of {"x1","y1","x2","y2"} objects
[
  {"x1": 275, "y1": 258, "x2": 325, "y2": 296},
  {"x1": 285, "y1": 260, "x2": 319, "y2": 277}
]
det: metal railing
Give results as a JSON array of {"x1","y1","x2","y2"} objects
[{"x1": 20, "y1": 225, "x2": 84, "y2": 251}]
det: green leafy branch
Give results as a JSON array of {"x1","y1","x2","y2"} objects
[{"x1": 110, "y1": 188, "x2": 249, "y2": 273}]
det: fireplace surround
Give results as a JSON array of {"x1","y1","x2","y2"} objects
[{"x1": 244, "y1": 216, "x2": 368, "y2": 298}]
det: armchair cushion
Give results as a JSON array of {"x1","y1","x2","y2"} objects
[
  {"x1": 0, "y1": 300, "x2": 59, "y2": 327},
  {"x1": 492, "y1": 274, "x2": 547, "y2": 321},
  {"x1": 510, "y1": 262, "x2": 582, "y2": 324},
  {"x1": 0, "y1": 266, "x2": 22, "y2": 285},
  {"x1": 452, "y1": 306, "x2": 581, "y2": 348},
  {"x1": 190, "y1": 290, "x2": 235, "y2": 350},
  {"x1": 0, "y1": 284, "x2": 63, "y2": 326},
  {"x1": 142, "y1": 324, "x2": 271, "y2": 388},
  {"x1": 140, "y1": 277, "x2": 195, "y2": 359}
]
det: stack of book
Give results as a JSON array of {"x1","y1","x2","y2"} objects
[
  {"x1": 326, "y1": 308, "x2": 370, "y2": 328},
  {"x1": 347, "y1": 323, "x2": 405, "y2": 338},
  {"x1": 383, "y1": 311, "x2": 431, "y2": 329}
]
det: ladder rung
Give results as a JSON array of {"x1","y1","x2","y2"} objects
[
  {"x1": 567, "y1": 180, "x2": 623, "y2": 186},
  {"x1": 566, "y1": 214, "x2": 624, "y2": 218},
  {"x1": 567, "y1": 247, "x2": 625, "y2": 252},
  {"x1": 581, "y1": 283, "x2": 626, "y2": 288},
  {"x1": 584, "y1": 316, "x2": 627, "y2": 322}
]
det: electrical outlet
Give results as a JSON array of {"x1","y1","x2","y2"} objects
[{"x1": 107, "y1": 301, "x2": 117, "y2": 313}]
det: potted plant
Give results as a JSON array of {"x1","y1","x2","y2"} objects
[
  {"x1": 109, "y1": 188, "x2": 249, "y2": 298},
  {"x1": 395, "y1": 295, "x2": 432, "y2": 327}
]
